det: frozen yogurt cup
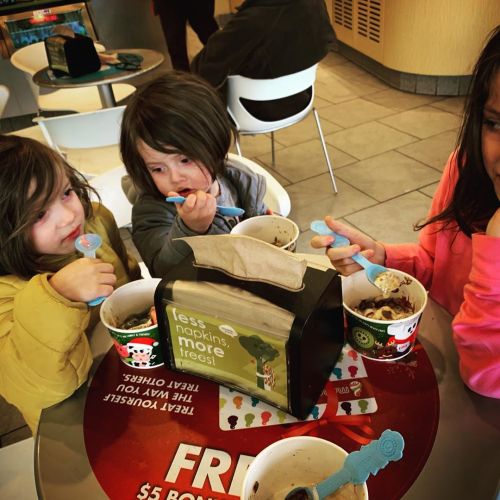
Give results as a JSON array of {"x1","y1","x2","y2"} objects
[
  {"x1": 241, "y1": 436, "x2": 368, "y2": 499},
  {"x1": 230, "y1": 215, "x2": 299, "y2": 252},
  {"x1": 342, "y1": 269, "x2": 427, "y2": 361},
  {"x1": 100, "y1": 278, "x2": 163, "y2": 369}
]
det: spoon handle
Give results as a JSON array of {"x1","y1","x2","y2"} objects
[
  {"x1": 315, "y1": 468, "x2": 351, "y2": 499},
  {"x1": 75, "y1": 234, "x2": 105, "y2": 306},
  {"x1": 316, "y1": 430, "x2": 405, "y2": 498},
  {"x1": 165, "y1": 196, "x2": 245, "y2": 217}
]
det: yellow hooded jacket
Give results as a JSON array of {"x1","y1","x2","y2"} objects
[{"x1": 0, "y1": 204, "x2": 141, "y2": 434}]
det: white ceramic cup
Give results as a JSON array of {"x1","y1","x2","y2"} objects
[
  {"x1": 230, "y1": 215, "x2": 300, "y2": 252},
  {"x1": 241, "y1": 436, "x2": 368, "y2": 499}
]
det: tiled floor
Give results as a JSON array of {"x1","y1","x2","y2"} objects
[{"x1": 0, "y1": 41, "x2": 464, "y2": 448}]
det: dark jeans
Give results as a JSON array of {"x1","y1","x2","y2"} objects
[{"x1": 155, "y1": 0, "x2": 218, "y2": 71}]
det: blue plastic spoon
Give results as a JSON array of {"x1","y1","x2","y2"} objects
[
  {"x1": 166, "y1": 196, "x2": 245, "y2": 217},
  {"x1": 75, "y1": 233, "x2": 105, "y2": 306},
  {"x1": 285, "y1": 429, "x2": 405, "y2": 500},
  {"x1": 310, "y1": 220, "x2": 398, "y2": 294}
]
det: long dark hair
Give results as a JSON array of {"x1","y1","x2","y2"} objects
[
  {"x1": 120, "y1": 71, "x2": 235, "y2": 197},
  {"x1": 416, "y1": 26, "x2": 500, "y2": 236},
  {"x1": 0, "y1": 134, "x2": 96, "y2": 278}
]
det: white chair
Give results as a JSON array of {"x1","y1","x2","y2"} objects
[
  {"x1": 35, "y1": 105, "x2": 125, "y2": 178},
  {"x1": 0, "y1": 85, "x2": 9, "y2": 117},
  {"x1": 36, "y1": 106, "x2": 131, "y2": 228},
  {"x1": 227, "y1": 64, "x2": 338, "y2": 193},
  {"x1": 88, "y1": 166, "x2": 132, "y2": 229},
  {"x1": 10, "y1": 42, "x2": 135, "y2": 113},
  {"x1": 227, "y1": 153, "x2": 291, "y2": 217}
]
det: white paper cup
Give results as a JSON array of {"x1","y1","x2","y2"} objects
[
  {"x1": 342, "y1": 269, "x2": 427, "y2": 361},
  {"x1": 100, "y1": 278, "x2": 163, "y2": 369},
  {"x1": 230, "y1": 215, "x2": 300, "y2": 252},
  {"x1": 241, "y1": 436, "x2": 368, "y2": 499}
]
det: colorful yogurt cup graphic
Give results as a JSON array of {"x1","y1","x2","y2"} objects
[
  {"x1": 342, "y1": 269, "x2": 427, "y2": 362},
  {"x1": 230, "y1": 215, "x2": 299, "y2": 252},
  {"x1": 241, "y1": 436, "x2": 368, "y2": 499},
  {"x1": 100, "y1": 278, "x2": 163, "y2": 369}
]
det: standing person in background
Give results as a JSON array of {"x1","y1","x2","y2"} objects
[
  {"x1": 153, "y1": 0, "x2": 219, "y2": 72},
  {"x1": 191, "y1": 0, "x2": 336, "y2": 121},
  {"x1": 311, "y1": 26, "x2": 500, "y2": 399}
]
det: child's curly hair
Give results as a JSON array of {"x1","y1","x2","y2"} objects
[{"x1": 0, "y1": 134, "x2": 97, "y2": 278}]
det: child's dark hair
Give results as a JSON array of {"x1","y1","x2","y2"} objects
[
  {"x1": 120, "y1": 71, "x2": 235, "y2": 197},
  {"x1": 0, "y1": 134, "x2": 96, "y2": 278},
  {"x1": 416, "y1": 26, "x2": 500, "y2": 236}
]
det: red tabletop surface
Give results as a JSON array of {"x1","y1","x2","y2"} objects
[{"x1": 84, "y1": 341, "x2": 439, "y2": 499}]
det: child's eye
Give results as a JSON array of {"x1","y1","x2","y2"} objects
[
  {"x1": 36, "y1": 210, "x2": 46, "y2": 221},
  {"x1": 151, "y1": 166, "x2": 165, "y2": 173},
  {"x1": 180, "y1": 157, "x2": 192, "y2": 164},
  {"x1": 483, "y1": 117, "x2": 500, "y2": 131},
  {"x1": 63, "y1": 187, "x2": 74, "y2": 198}
]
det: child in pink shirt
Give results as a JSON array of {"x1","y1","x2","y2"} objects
[{"x1": 311, "y1": 26, "x2": 500, "y2": 399}]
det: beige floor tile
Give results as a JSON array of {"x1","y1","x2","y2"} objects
[
  {"x1": 313, "y1": 95, "x2": 334, "y2": 109},
  {"x1": 344, "y1": 191, "x2": 432, "y2": 243},
  {"x1": 0, "y1": 396, "x2": 26, "y2": 438},
  {"x1": 430, "y1": 96, "x2": 466, "y2": 116},
  {"x1": 321, "y1": 51, "x2": 350, "y2": 67},
  {"x1": 419, "y1": 182, "x2": 439, "y2": 198},
  {"x1": 397, "y1": 130, "x2": 459, "y2": 170},
  {"x1": 327, "y1": 61, "x2": 370, "y2": 80},
  {"x1": 249, "y1": 159, "x2": 292, "y2": 187},
  {"x1": 257, "y1": 139, "x2": 356, "y2": 184},
  {"x1": 287, "y1": 174, "x2": 376, "y2": 231},
  {"x1": 364, "y1": 88, "x2": 441, "y2": 111},
  {"x1": 335, "y1": 151, "x2": 442, "y2": 202},
  {"x1": 319, "y1": 98, "x2": 396, "y2": 128},
  {"x1": 271, "y1": 113, "x2": 342, "y2": 147},
  {"x1": 314, "y1": 78, "x2": 360, "y2": 105},
  {"x1": 230, "y1": 134, "x2": 285, "y2": 159},
  {"x1": 380, "y1": 106, "x2": 462, "y2": 139},
  {"x1": 326, "y1": 121, "x2": 417, "y2": 160}
]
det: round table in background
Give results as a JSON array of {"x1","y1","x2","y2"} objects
[{"x1": 33, "y1": 48, "x2": 164, "y2": 108}]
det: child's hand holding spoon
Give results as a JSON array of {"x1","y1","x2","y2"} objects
[{"x1": 49, "y1": 234, "x2": 116, "y2": 305}]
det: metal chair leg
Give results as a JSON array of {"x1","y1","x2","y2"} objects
[
  {"x1": 235, "y1": 135, "x2": 242, "y2": 156},
  {"x1": 313, "y1": 107, "x2": 338, "y2": 193},
  {"x1": 271, "y1": 131, "x2": 275, "y2": 166}
]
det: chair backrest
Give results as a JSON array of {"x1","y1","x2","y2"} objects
[
  {"x1": 36, "y1": 105, "x2": 125, "y2": 150},
  {"x1": 227, "y1": 64, "x2": 317, "y2": 134},
  {"x1": 0, "y1": 85, "x2": 9, "y2": 117},
  {"x1": 89, "y1": 166, "x2": 132, "y2": 228},
  {"x1": 227, "y1": 153, "x2": 291, "y2": 216}
]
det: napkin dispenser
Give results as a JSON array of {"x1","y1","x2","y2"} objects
[
  {"x1": 154, "y1": 235, "x2": 344, "y2": 419},
  {"x1": 44, "y1": 34, "x2": 100, "y2": 78}
]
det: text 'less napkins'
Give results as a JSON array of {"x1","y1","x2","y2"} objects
[{"x1": 154, "y1": 234, "x2": 345, "y2": 419}]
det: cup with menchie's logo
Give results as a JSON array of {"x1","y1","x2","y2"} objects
[
  {"x1": 100, "y1": 278, "x2": 164, "y2": 369},
  {"x1": 342, "y1": 269, "x2": 428, "y2": 361}
]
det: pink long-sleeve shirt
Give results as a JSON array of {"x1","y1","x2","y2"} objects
[{"x1": 385, "y1": 153, "x2": 500, "y2": 399}]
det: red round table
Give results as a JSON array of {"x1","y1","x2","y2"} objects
[{"x1": 83, "y1": 342, "x2": 439, "y2": 499}]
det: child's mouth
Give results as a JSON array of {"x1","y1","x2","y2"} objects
[
  {"x1": 65, "y1": 226, "x2": 81, "y2": 242},
  {"x1": 178, "y1": 189, "x2": 194, "y2": 197}
]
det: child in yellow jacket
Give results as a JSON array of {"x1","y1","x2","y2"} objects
[{"x1": 0, "y1": 134, "x2": 141, "y2": 434}]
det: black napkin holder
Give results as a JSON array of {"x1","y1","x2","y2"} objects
[
  {"x1": 154, "y1": 255, "x2": 344, "y2": 420},
  {"x1": 44, "y1": 34, "x2": 101, "y2": 78}
]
